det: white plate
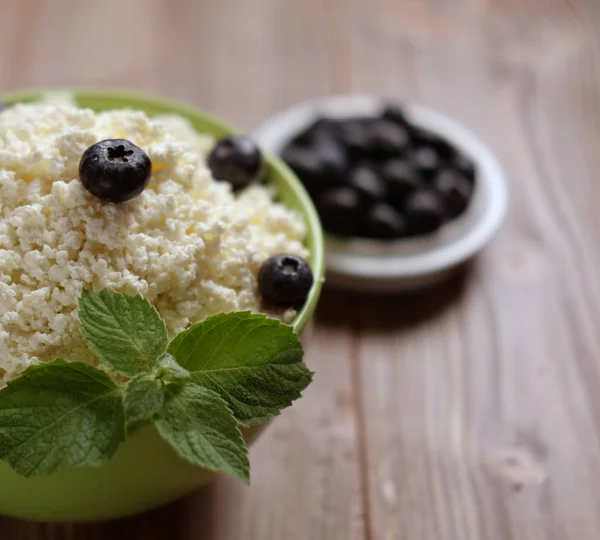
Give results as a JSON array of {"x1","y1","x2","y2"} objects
[{"x1": 252, "y1": 95, "x2": 508, "y2": 293}]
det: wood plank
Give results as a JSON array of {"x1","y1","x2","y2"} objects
[{"x1": 346, "y1": 0, "x2": 600, "y2": 538}]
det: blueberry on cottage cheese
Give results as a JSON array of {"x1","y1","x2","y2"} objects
[
  {"x1": 79, "y1": 139, "x2": 152, "y2": 203},
  {"x1": 207, "y1": 135, "x2": 264, "y2": 191},
  {"x1": 258, "y1": 254, "x2": 314, "y2": 307}
]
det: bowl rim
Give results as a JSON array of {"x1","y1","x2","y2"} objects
[{"x1": 2, "y1": 87, "x2": 325, "y2": 330}]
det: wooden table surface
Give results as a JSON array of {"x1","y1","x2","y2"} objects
[{"x1": 2, "y1": 0, "x2": 600, "y2": 538}]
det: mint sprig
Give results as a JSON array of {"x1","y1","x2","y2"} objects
[
  {"x1": 124, "y1": 374, "x2": 165, "y2": 427},
  {"x1": 0, "y1": 290, "x2": 311, "y2": 481},
  {"x1": 155, "y1": 353, "x2": 191, "y2": 384}
]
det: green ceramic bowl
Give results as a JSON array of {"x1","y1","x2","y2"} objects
[{"x1": 0, "y1": 89, "x2": 325, "y2": 522}]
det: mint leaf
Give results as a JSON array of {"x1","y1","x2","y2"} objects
[
  {"x1": 168, "y1": 312, "x2": 311, "y2": 425},
  {"x1": 155, "y1": 354, "x2": 191, "y2": 383},
  {"x1": 0, "y1": 359, "x2": 124, "y2": 477},
  {"x1": 124, "y1": 374, "x2": 164, "y2": 426},
  {"x1": 155, "y1": 382, "x2": 249, "y2": 483},
  {"x1": 79, "y1": 289, "x2": 169, "y2": 376}
]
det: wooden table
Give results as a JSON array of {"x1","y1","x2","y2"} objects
[{"x1": 2, "y1": 0, "x2": 600, "y2": 538}]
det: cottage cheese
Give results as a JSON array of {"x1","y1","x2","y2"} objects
[{"x1": 0, "y1": 100, "x2": 308, "y2": 385}]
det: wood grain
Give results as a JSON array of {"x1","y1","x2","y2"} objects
[{"x1": 1, "y1": 0, "x2": 600, "y2": 538}]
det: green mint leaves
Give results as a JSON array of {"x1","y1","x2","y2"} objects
[
  {"x1": 124, "y1": 374, "x2": 165, "y2": 427},
  {"x1": 155, "y1": 383, "x2": 250, "y2": 483},
  {"x1": 79, "y1": 289, "x2": 169, "y2": 376},
  {"x1": 0, "y1": 290, "x2": 311, "y2": 482},
  {"x1": 0, "y1": 359, "x2": 124, "y2": 477},
  {"x1": 169, "y1": 313, "x2": 312, "y2": 425}
]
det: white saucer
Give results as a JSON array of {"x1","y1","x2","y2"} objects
[{"x1": 252, "y1": 95, "x2": 508, "y2": 293}]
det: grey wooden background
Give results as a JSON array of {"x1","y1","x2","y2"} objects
[{"x1": 1, "y1": 0, "x2": 600, "y2": 538}]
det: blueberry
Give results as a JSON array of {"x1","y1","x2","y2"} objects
[
  {"x1": 404, "y1": 190, "x2": 445, "y2": 235},
  {"x1": 338, "y1": 119, "x2": 375, "y2": 156},
  {"x1": 0, "y1": 102, "x2": 8, "y2": 113},
  {"x1": 412, "y1": 128, "x2": 456, "y2": 159},
  {"x1": 381, "y1": 103, "x2": 410, "y2": 127},
  {"x1": 208, "y1": 135, "x2": 264, "y2": 191},
  {"x1": 79, "y1": 139, "x2": 151, "y2": 203},
  {"x1": 349, "y1": 166, "x2": 387, "y2": 203},
  {"x1": 370, "y1": 120, "x2": 410, "y2": 157},
  {"x1": 312, "y1": 130, "x2": 349, "y2": 183},
  {"x1": 290, "y1": 118, "x2": 338, "y2": 147},
  {"x1": 282, "y1": 145, "x2": 326, "y2": 195},
  {"x1": 434, "y1": 170, "x2": 473, "y2": 218},
  {"x1": 452, "y1": 152, "x2": 476, "y2": 181},
  {"x1": 258, "y1": 254, "x2": 314, "y2": 307},
  {"x1": 381, "y1": 159, "x2": 421, "y2": 202},
  {"x1": 410, "y1": 146, "x2": 441, "y2": 180},
  {"x1": 318, "y1": 187, "x2": 364, "y2": 237},
  {"x1": 365, "y1": 203, "x2": 407, "y2": 240},
  {"x1": 308, "y1": 117, "x2": 340, "y2": 137}
]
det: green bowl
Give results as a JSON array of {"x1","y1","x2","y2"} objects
[{"x1": 0, "y1": 89, "x2": 325, "y2": 522}]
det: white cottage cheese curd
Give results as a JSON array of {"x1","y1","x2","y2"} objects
[{"x1": 0, "y1": 100, "x2": 308, "y2": 385}]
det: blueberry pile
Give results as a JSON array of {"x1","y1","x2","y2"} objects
[{"x1": 282, "y1": 104, "x2": 476, "y2": 239}]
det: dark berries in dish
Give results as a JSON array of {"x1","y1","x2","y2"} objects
[
  {"x1": 404, "y1": 190, "x2": 445, "y2": 235},
  {"x1": 381, "y1": 160, "x2": 421, "y2": 202},
  {"x1": 312, "y1": 131, "x2": 349, "y2": 183},
  {"x1": 434, "y1": 170, "x2": 472, "y2": 218},
  {"x1": 281, "y1": 101, "x2": 477, "y2": 240},
  {"x1": 453, "y1": 153, "x2": 476, "y2": 181},
  {"x1": 208, "y1": 135, "x2": 264, "y2": 191},
  {"x1": 410, "y1": 146, "x2": 441, "y2": 180},
  {"x1": 382, "y1": 104, "x2": 410, "y2": 127},
  {"x1": 370, "y1": 121, "x2": 410, "y2": 157},
  {"x1": 318, "y1": 187, "x2": 363, "y2": 237},
  {"x1": 79, "y1": 139, "x2": 152, "y2": 203},
  {"x1": 366, "y1": 204, "x2": 407, "y2": 239},
  {"x1": 349, "y1": 166, "x2": 387, "y2": 203},
  {"x1": 338, "y1": 119, "x2": 375, "y2": 156},
  {"x1": 258, "y1": 254, "x2": 314, "y2": 307},
  {"x1": 293, "y1": 117, "x2": 340, "y2": 146},
  {"x1": 282, "y1": 146, "x2": 326, "y2": 196}
]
